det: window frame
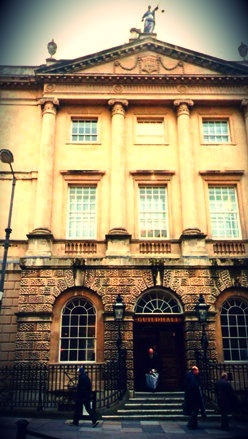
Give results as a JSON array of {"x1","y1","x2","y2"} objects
[
  {"x1": 138, "y1": 185, "x2": 169, "y2": 239},
  {"x1": 220, "y1": 297, "x2": 248, "y2": 363},
  {"x1": 135, "y1": 290, "x2": 183, "y2": 315},
  {"x1": 71, "y1": 118, "x2": 98, "y2": 143},
  {"x1": 199, "y1": 115, "x2": 235, "y2": 145},
  {"x1": 49, "y1": 290, "x2": 104, "y2": 364},
  {"x1": 67, "y1": 185, "x2": 97, "y2": 239},
  {"x1": 208, "y1": 185, "x2": 242, "y2": 239},
  {"x1": 130, "y1": 171, "x2": 174, "y2": 239},
  {"x1": 200, "y1": 171, "x2": 244, "y2": 240},
  {"x1": 66, "y1": 111, "x2": 102, "y2": 145},
  {"x1": 61, "y1": 171, "x2": 105, "y2": 240},
  {"x1": 60, "y1": 297, "x2": 97, "y2": 363}
]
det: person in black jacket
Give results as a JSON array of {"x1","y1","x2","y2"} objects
[
  {"x1": 69, "y1": 367, "x2": 98, "y2": 427},
  {"x1": 183, "y1": 365, "x2": 206, "y2": 430},
  {"x1": 214, "y1": 372, "x2": 238, "y2": 431}
]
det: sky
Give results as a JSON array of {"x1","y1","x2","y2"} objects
[{"x1": 0, "y1": 0, "x2": 247, "y2": 66}]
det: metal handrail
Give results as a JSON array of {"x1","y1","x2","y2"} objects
[
  {"x1": 195, "y1": 351, "x2": 248, "y2": 411},
  {"x1": 0, "y1": 361, "x2": 127, "y2": 412}
]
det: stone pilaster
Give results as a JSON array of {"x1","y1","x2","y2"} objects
[{"x1": 27, "y1": 98, "x2": 59, "y2": 256}]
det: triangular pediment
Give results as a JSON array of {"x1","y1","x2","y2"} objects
[{"x1": 36, "y1": 36, "x2": 248, "y2": 77}]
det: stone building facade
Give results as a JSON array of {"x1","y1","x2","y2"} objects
[{"x1": 0, "y1": 32, "x2": 248, "y2": 392}]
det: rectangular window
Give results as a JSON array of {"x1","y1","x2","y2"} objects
[
  {"x1": 71, "y1": 119, "x2": 98, "y2": 142},
  {"x1": 139, "y1": 186, "x2": 168, "y2": 238},
  {"x1": 202, "y1": 119, "x2": 230, "y2": 143},
  {"x1": 208, "y1": 186, "x2": 241, "y2": 238},
  {"x1": 67, "y1": 186, "x2": 96, "y2": 238},
  {"x1": 136, "y1": 117, "x2": 165, "y2": 144}
]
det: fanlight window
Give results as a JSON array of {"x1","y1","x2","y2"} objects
[{"x1": 135, "y1": 290, "x2": 182, "y2": 314}]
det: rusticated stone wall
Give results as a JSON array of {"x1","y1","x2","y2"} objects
[
  {"x1": 0, "y1": 264, "x2": 21, "y2": 362},
  {"x1": 9, "y1": 260, "x2": 248, "y2": 376}
]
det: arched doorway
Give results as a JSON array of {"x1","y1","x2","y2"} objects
[{"x1": 133, "y1": 288, "x2": 185, "y2": 391}]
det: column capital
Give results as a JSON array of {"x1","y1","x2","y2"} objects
[
  {"x1": 108, "y1": 99, "x2": 128, "y2": 116},
  {"x1": 38, "y1": 98, "x2": 60, "y2": 114},
  {"x1": 174, "y1": 99, "x2": 194, "y2": 116}
]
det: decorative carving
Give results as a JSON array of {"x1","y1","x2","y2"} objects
[
  {"x1": 157, "y1": 58, "x2": 184, "y2": 73},
  {"x1": 113, "y1": 84, "x2": 124, "y2": 94},
  {"x1": 44, "y1": 84, "x2": 56, "y2": 92},
  {"x1": 114, "y1": 58, "x2": 139, "y2": 72},
  {"x1": 177, "y1": 84, "x2": 188, "y2": 93},
  {"x1": 139, "y1": 56, "x2": 160, "y2": 74},
  {"x1": 114, "y1": 55, "x2": 184, "y2": 75}
]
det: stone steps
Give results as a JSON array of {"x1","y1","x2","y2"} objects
[{"x1": 102, "y1": 391, "x2": 219, "y2": 421}]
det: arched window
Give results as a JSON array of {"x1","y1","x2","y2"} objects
[
  {"x1": 135, "y1": 290, "x2": 182, "y2": 314},
  {"x1": 221, "y1": 297, "x2": 248, "y2": 362},
  {"x1": 60, "y1": 297, "x2": 96, "y2": 362}
]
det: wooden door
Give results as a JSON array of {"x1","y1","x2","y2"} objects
[{"x1": 133, "y1": 321, "x2": 185, "y2": 391}]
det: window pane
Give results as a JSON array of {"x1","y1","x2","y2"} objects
[
  {"x1": 71, "y1": 119, "x2": 98, "y2": 142},
  {"x1": 221, "y1": 298, "x2": 248, "y2": 361},
  {"x1": 67, "y1": 186, "x2": 96, "y2": 238},
  {"x1": 60, "y1": 298, "x2": 96, "y2": 362},
  {"x1": 139, "y1": 186, "x2": 168, "y2": 238},
  {"x1": 208, "y1": 186, "x2": 241, "y2": 238},
  {"x1": 202, "y1": 119, "x2": 230, "y2": 143}
]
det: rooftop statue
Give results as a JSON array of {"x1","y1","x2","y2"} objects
[{"x1": 142, "y1": 5, "x2": 159, "y2": 33}]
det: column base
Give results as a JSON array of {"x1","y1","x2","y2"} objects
[
  {"x1": 26, "y1": 228, "x2": 54, "y2": 256},
  {"x1": 180, "y1": 228, "x2": 208, "y2": 257},
  {"x1": 105, "y1": 228, "x2": 131, "y2": 256}
]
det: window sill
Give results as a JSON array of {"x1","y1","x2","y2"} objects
[{"x1": 65, "y1": 142, "x2": 101, "y2": 146}]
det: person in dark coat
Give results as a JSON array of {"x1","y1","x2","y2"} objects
[
  {"x1": 69, "y1": 367, "x2": 98, "y2": 427},
  {"x1": 214, "y1": 372, "x2": 238, "y2": 431},
  {"x1": 183, "y1": 365, "x2": 206, "y2": 430}
]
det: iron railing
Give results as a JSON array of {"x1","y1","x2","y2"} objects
[
  {"x1": 0, "y1": 360, "x2": 127, "y2": 412},
  {"x1": 195, "y1": 352, "x2": 248, "y2": 411}
]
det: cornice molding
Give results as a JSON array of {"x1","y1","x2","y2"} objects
[{"x1": 1, "y1": 74, "x2": 248, "y2": 90}]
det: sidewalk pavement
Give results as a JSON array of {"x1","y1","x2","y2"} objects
[{"x1": 0, "y1": 416, "x2": 247, "y2": 439}]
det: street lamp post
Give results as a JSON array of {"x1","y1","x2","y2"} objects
[
  {"x1": 195, "y1": 294, "x2": 210, "y2": 360},
  {"x1": 113, "y1": 294, "x2": 126, "y2": 361},
  {"x1": 0, "y1": 149, "x2": 16, "y2": 311}
]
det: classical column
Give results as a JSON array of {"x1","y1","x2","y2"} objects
[
  {"x1": 108, "y1": 99, "x2": 128, "y2": 232},
  {"x1": 174, "y1": 100, "x2": 197, "y2": 232},
  {"x1": 26, "y1": 98, "x2": 59, "y2": 255},
  {"x1": 174, "y1": 100, "x2": 206, "y2": 255},
  {"x1": 106, "y1": 100, "x2": 130, "y2": 255}
]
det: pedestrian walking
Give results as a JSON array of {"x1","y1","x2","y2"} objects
[
  {"x1": 69, "y1": 366, "x2": 99, "y2": 427},
  {"x1": 214, "y1": 371, "x2": 238, "y2": 431},
  {"x1": 183, "y1": 365, "x2": 206, "y2": 430}
]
